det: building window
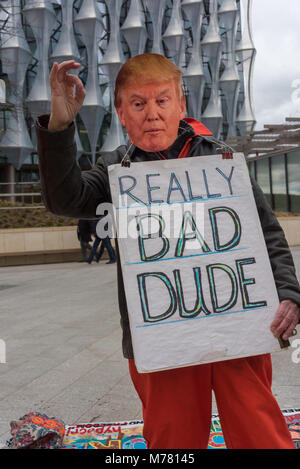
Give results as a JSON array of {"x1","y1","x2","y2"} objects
[
  {"x1": 287, "y1": 150, "x2": 300, "y2": 213},
  {"x1": 256, "y1": 158, "x2": 271, "y2": 206},
  {"x1": 248, "y1": 161, "x2": 255, "y2": 179},
  {"x1": 271, "y1": 154, "x2": 287, "y2": 212}
]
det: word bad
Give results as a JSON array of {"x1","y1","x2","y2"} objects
[{"x1": 136, "y1": 207, "x2": 241, "y2": 261}]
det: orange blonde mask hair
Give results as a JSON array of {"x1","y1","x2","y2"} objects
[{"x1": 114, "y1": 53, "x2": 185, "y2": 108}]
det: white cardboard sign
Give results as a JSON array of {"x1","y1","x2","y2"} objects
[{"x1": 108, "y1": 153, "x2": 281, "y2": 373}]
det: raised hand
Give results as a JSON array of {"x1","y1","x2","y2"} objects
[{"x1": 48, "y1": 60, "x2": 86, "y2": 132}]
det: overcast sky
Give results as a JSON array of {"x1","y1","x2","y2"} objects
[{"x1": 252, "y1": 0, "x2": 300, "y2": 130}]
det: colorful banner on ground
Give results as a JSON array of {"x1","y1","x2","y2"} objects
[
  {"x1": 108, "y1": 154, "x2": 282, "y2": 373},
  {"x1": 62, "y1": 409, "x2": 300, "y2": 449},
  {"x1": 62, "y1": 420, "x2": 146, "y2": 449}
]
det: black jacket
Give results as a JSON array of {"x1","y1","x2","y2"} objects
[{"x1": 36, "y1": 115, "x2": 300, "y2": 358}]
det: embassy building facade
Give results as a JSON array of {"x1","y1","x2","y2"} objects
[{"x1": 0, "y1": 0, "x2": 256, "y2": 195}]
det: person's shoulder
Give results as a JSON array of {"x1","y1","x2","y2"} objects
[
  {"x1": 95, "y1": 145, "x2": 128, "y2": 168},
  {"x1": 191, "y1": 134, "x2": 235, "y2": 156}
]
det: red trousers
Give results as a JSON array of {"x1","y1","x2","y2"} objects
[{"x1": 129, "y1": 354, "x2": 294, "y2": 449}]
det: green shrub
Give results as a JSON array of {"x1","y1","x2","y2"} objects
[{"x1": 0, "y1": 200, "x2": 77, "y2": 229}]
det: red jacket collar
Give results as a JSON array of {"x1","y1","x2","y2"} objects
[{"x1": 183, "y1": 117, "x2": 213, "y2": 136}]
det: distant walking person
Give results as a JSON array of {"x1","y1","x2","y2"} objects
[
  {"x1": 95, "y1": 236, "x2": 116, "y2": 264},
  {"x1": 77, "y1": 219, "x2": 92, "y2": 262},
  {"x1": 87, "y1": 218, "x2": 116, "y2": 264}
]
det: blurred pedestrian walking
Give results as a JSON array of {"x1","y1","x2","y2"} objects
[
  {"x1": 77, "y1": 219, "x2": 92, "y2": 262},
  {"x1": 87, "y1": 218, "x2": 116, "y2": 264}
]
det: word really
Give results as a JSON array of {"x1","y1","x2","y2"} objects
[{"x1": 118, "y1": 167, "x2": 235, "y2": 206}]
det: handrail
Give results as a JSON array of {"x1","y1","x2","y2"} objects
[
  {"x1": 0, "y1": 206, "x2": 45, "y2": 210},
  {"x1": 0, "y1": 193, "x2": 41, "y2": 197},
  {"x1": 0, "y1": 181, "x2": 40, "y2": 185}
]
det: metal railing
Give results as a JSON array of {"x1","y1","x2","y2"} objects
[{"x1": 0, "y1": 181, "x2": 42, "y2": 204}]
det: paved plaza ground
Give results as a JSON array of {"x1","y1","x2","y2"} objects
[{"x1": 0, "y1": 247, "x2": 299, "y2": 447}]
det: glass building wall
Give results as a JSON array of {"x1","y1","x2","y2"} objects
[
  {"x1": 256, "y1": 157, "x2": 271, "y2": 206},
  {"x1": 248, "y1": 149, "x2": 300, "y2": 213},
  {"x1": 287, "y1": 150, "x2": 300, "y2": 212},
  {"x1": 271, "y1": 154, "x2": 287, "y2": 212}
]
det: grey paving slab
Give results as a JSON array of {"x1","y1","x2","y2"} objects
[{"x1": 0, "y1": 249, "x2": 299, "y2": 447}]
